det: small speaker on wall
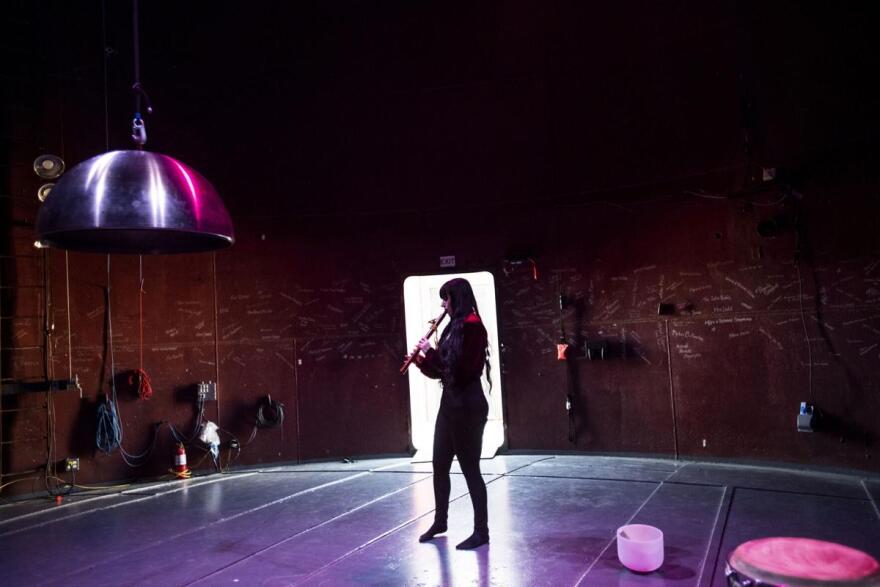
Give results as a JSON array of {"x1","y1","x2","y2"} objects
[
  {"x1": 33, "y1": 154, "x2": 65, "y2": 179},
  {"x1": 37, "y1": 183, "x2": 54, "y2": 202}
]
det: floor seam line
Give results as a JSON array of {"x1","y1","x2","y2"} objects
[
  {"x1": 861, "y1": 478, "x2": 880, "y2": 521},
  {"x1": 185, "y1": 473, "x2": 434, "y2": 586},
  {"x1": 707, "y1": 486, "x2": 736, "y2": 587},
  {"x1": 0, "y1": 472, "x2": 259, "y2": 538},
  {"x1": 39, "y1": 470, "x2": 379, "y2": 585},
  {"x1": 696, "y1": 484, "x2": 732, "y2": 587},
  {"x1": 283, "y1": 471, "x2": 508, "y2": 585}
]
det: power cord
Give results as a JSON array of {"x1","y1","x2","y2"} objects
[{"x1": 246, "y1": 395, "x2": 285, "y2": 445}]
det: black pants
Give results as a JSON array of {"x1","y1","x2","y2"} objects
[{"x1": 432, "y1": 384, "x2": 489, "y2": 533}]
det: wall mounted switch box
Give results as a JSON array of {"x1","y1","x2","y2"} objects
[
  {"x1": 797, "y1": 402, "x2": 815, "y2": 432},
  {"x1": 198, "y1": 381, "x2": 217, "y2": 401}
]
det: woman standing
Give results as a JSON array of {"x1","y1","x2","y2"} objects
[{"x1": 414, "y1": 277, "x2": 491, "y2": 550}]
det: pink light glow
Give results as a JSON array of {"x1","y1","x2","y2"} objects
[
  {"x1": 173, "y1": 161, "x2": 200, "y2": 223},
  {"x1": 733, "y1": 537, "x2": 880, "y2": 581}
]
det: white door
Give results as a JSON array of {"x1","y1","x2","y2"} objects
[{"x1": 403, "y1": 271, "x2": 504, "y2": 461}]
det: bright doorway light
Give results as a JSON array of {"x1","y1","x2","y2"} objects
[{"x1": 403, "y1": 271, "x2": 504, "y2": 461}]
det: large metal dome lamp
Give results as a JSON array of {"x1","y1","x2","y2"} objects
[
  {"x1": 35, "y1": 0, "x2": 234, "y2": 254},
  {"x1": 36, "y1": 150, "x2": 234, "y2": 254}
]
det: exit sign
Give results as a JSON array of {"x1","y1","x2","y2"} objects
[{"x1": 439, "y1": 255, "x2": 456, "y2": 268}]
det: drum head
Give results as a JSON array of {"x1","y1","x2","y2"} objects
[{"x1": 728, "y1": 537, "x2": 880, "y2": 586}]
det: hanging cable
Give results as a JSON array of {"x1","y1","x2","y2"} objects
[
  {"x1": 168, "y1": 394, "x2": 206, "y2": 445},
  {"x1": 246, "y1": 396, "x2": 285, "y2": 445},
  {"x1": 101, "y1": 0, "x2": 111, "y2": 152},
  {"x1": 792, "y1": 195, "x2": 814, "y2": 404},
  {"x1": 130, "y1": 0, "x2": 152, "y2": 149},
  {"x1": 131, "y1": 256, "x2": 153, "y2": 400},
  {"x1": 65, "y1": 252, "x2": 74, "y2": 389},
  {"x1": 96, "y1": 259, "x2": 121, "y2": 455},
  {"x1": 96, "y1": 400, "x2": 121, "y2": 454},
  {"x1": 97, "y1": 255, "x2": 121, "y2": 453},
  {"x1": 42, "y1": 249, "x2": 64, "y2": 496},
  {"x1": 256, "y1": 396, "x2": 285, "y2": 428},
  {"x1": 93, "y1": 256, "x2": 160, "y2": 466}
]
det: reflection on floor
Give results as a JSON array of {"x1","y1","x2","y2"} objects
[{"x1": 1, "y1": 455, "x2": 878, "y2": 586}]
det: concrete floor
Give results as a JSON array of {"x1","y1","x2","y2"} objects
[{"x1": 1, "y1": 454, "x2": 878, "y2": 586}]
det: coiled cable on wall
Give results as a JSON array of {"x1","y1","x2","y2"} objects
[
  {"x1": 246, "y1": 395, "x2": 285, "y2": 445},
  {"x1": 96, "y1": 398, "x2": 121, "y2": 454},
  {"x1": 130, "y1": 368, "x2": 153, "y2": 400}
]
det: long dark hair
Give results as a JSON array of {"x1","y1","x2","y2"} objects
[{"x1": 437, "y1": 278, "x2": 492, "y2": 390}]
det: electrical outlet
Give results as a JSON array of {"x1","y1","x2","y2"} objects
[{"x1": 65, "y1": 457, "x2": 80, "y2": 472}]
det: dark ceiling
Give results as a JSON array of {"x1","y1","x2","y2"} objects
[{"x1": 14, "y1": 1, "x2": 880, "y2": 217}]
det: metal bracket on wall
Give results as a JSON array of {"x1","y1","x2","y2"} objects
[{"x1": 1, "y1": 376, "x2": 81, "y2": 397}]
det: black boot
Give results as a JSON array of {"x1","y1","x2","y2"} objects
[
  {"x1": 418, "y1": 521, "x2": 448, "y2": 542},
  {"x1": 456, "y1": 529, "x2": 489, "y2": 550}
]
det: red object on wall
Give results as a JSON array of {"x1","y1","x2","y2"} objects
[{"x1": 557, "y1": 343, "x2": 569, "y2": 361}]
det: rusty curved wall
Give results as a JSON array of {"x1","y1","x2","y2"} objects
[{"x1": 2, "y1": 1, "x2": 880, "y2": 493}]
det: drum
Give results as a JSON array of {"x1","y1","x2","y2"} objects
[{"x1": 726, "y1": 537, "x2": 880, "y2": 586}]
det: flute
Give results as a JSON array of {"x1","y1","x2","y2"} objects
[{"x1": 399, "y1": 310, "x2": 447, "y2": 374}]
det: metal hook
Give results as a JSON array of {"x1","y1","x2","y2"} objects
[
  {"x1": 132, "y1": 82, "x2": 154, "y2": 114},
  {"x1": 131, "y1": 116, "x2": 147, "y2": 147}
]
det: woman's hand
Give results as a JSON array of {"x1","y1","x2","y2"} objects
[{"x1": 417, "y1": 337, "x2": 433, "y2": 353}]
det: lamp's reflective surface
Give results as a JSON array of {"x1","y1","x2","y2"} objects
[{"x1": 35, "y1": 150, "x2": 234, "y2": 254}]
